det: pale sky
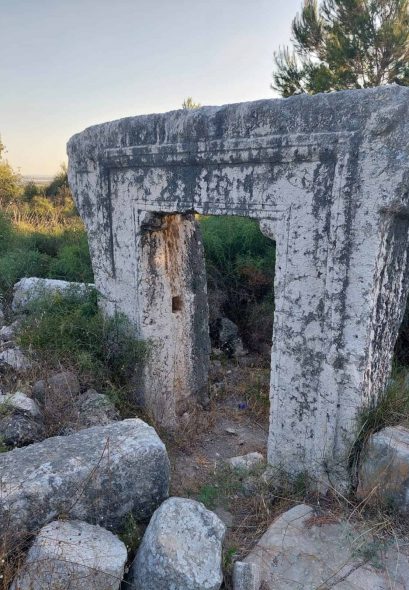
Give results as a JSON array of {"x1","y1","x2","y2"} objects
[{"x1": 1, "y1": 0, "x2": 301, "y2": 175}]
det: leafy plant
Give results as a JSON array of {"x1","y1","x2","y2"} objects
[{"x1": 17, "y1": 289, "x2": 147, "y2": 389}]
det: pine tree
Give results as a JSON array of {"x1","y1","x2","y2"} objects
[{"x1": 273, "y1": 0, "x2": 409, "y2": 97}]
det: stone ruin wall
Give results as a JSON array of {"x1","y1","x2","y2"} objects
[{"x1": 68, "y1": 86, "x2": 409, "y2": 489}]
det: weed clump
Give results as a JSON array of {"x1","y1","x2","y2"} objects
[{"x1": 17, "y1": 289, "x2": 147, "y2": 392}]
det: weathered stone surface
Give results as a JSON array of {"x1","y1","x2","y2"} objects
[
  {"x1": 0, "y1": 391, "x2": 41, "y2": 418},
  {"x1": 0, "y1": 347, "x2": 31, "y2": 371},
  {"x1": 241, "y1": 504, "x2": 409, "y2": 589},
  {"x1": 0, "y1": 418, "x2": 170, "y2": 534},
  {"x1": 130, "y1": 497, "x2": 225, "y2": 590},
  {"x1": 0, "y1": 320, "x2": 19, "y2": 343},
  {"x1": 11, "y1": 520, "x2": 127, "y2": 590},
  {"x1": 357, "y1": 425, "x2": 409, "y2": 511},
  {"x1": 68, "y1": 86, "x2": 409, "y2": 487},
  {"x1": 232, "y1": 562, "x2": 260, "y2": 590},
  {"x1": 0, "y1": 391, "x2": 44, "y2": 447},
  {"x1": 12, "y1": 277, "x2": 95, "y2": 312},
  {"x1": 76, "y1": 388, "x2": 119, "y2": 427},
  {"x1": 227, "y1": 452, "x2": 265, "y2": 472}
]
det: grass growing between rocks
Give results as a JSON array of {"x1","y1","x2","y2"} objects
[{"x1": 15, "y1": 289, "x2": 148, "y2": 411}]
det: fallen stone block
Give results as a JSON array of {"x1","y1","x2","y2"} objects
[
  {"x1": 358, "y1": 425, "x2": 409, "y2": 512},
  {"x1": 11, "y1": 520, "x2": 127, "y2": 590},
  {"x1": 239, "y1": 504, "x2": 409, "y2": 589},
  {"x1": 12, "y1": 277, "x2": 95, "y2": 312},
  {"x1": 130, "y1": 497, "x2": 225, "y2": 590},
  {"x1": 0, "y1": 418, "x2": 169, "y2": 534}
]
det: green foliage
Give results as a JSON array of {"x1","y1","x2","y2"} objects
[
  {"x1": 200, "y1": 215, "x2": 275, "y2": 351},
  {"x1": 17, "y1": 289, "x2": 146, "y2": 389},
  {"x1": 0, "y1": 152, "x2": 93, "y2": 298},
  {"x1": 273, "y1": 0, "x2": 409, "y2": 96},
  {"x1": 0, "y1": 210, "x2": 13, "y2": 251},
  {"x1": 48, "y1": 238, "x2": 93, "y2": 283},
  {"x1": 0, "y1": 249, "x2": 50, "y2": 292},
  {"x1": 197, "y1": 484, "x2": 219, "y2": 509}
]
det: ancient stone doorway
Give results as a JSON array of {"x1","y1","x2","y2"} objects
[{"x1": 68, "y1": 86, "x2": 409, "y2": 489}]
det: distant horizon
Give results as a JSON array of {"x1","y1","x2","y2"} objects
[{"x1": 1, "y1": 0, "x2": 301, "y2": 175}]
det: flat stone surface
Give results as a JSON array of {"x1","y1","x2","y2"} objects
[
  {"x1": 0, "y1": 418, "x2": 170, "y2": 534},
  {"x1": 241, "y1": 504, "x2": 409, "y2": 589},
  {"x1": 11, "y1": 520, "x2": 127, "y2": 590},
  {"x1": 358, "y1": 425, "x2": 409, "y2": 512},
  {"x1": 12, "y1": 277, "x2": 95, "y2": 312},
  {"x1": 130, "y1": 497, "x2": 225, "y2": 590}
]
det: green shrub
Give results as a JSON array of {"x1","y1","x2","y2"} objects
[
  {"x1": 200, "y1": 215, "x2": 276, "y2": 351},
  {"x1": 48, "y1": 238, "x2": 93, "y2": 283},
  {"x1": 17, "y1": 289, "x2": 146, "y2": 389},
  {"x1": 0, "y1": 249, "x2": 50, "y2": 292},
  {"x1": 0, "y1": 210, "x2": 13, "y2": 251}
]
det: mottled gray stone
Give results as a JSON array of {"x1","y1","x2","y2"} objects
[
  {"x1": 11, "y1": 520, "x2": 127, "y2": 590},
  {"x1": 0, "y1": 391, "x2": 44, "y2": 447},
  {"x1": 12, "y1": 277, "x2": 95, "y2": 312},
  {"x1": 0, "y1": 418, "x2": 169, "y2": 534},
  {"x1": 76, "y1": 388, "x2": 119, "y2": 427},
  {"x1": 357, "y1": 425, "x2": 409, "y2": 512},
  {"x1": 0, "y1": 320, "x2": 19, "y2": 343},
  {"x1": 0, "y1": 391, "x2": 41, "y2": 418},
  {"x1": 233, "y1": 562, "x2": 260, "y2": 590},
  {"x1": 0, "y1": 347, "x2": 31, "y2": 371},
  {"x1": 242, "y1": 504, "x2": 409, "y2": 589},
  {"x1": 68, "y1": 86, "x2": 409, "y2": 488},
  {"x1": 130, "y1": 497, "x2": 225, "y2": 590}
]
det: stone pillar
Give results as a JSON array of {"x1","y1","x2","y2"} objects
[{"x1": 135, "y1": 212, "x2": 210, "y2": 426}]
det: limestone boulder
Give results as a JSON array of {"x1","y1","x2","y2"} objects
[
  {"x1": 11, "y1": 520, "x2": 127, "y2": 590},
  {"x1": 32, "y1": 370, "x2": 81, "y2": 405},
  {"x1": 130, "y1": 497, "x2": 225, "y2": 590},
  {"x1": 357, "y1": 425, "x2": 409, "y2": 512},
  {"x1": 0, "y1": 391, "x2": 44, "y2": 447},
  {"x1": 76, "y1": 389, "x2": 119, "y2": 428},
  {"x1": 12, "y1": 277, "x2": 95, "y2": 312},
  {"x1": 0, "y1": 418, "x2": 170, "y2": 534},
  {"x1": 0, "y1": 347, "x2": 31, "y2": 372},
  {"x1": 238, "y1": 504, "x2": 409, "y2": 589}
]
